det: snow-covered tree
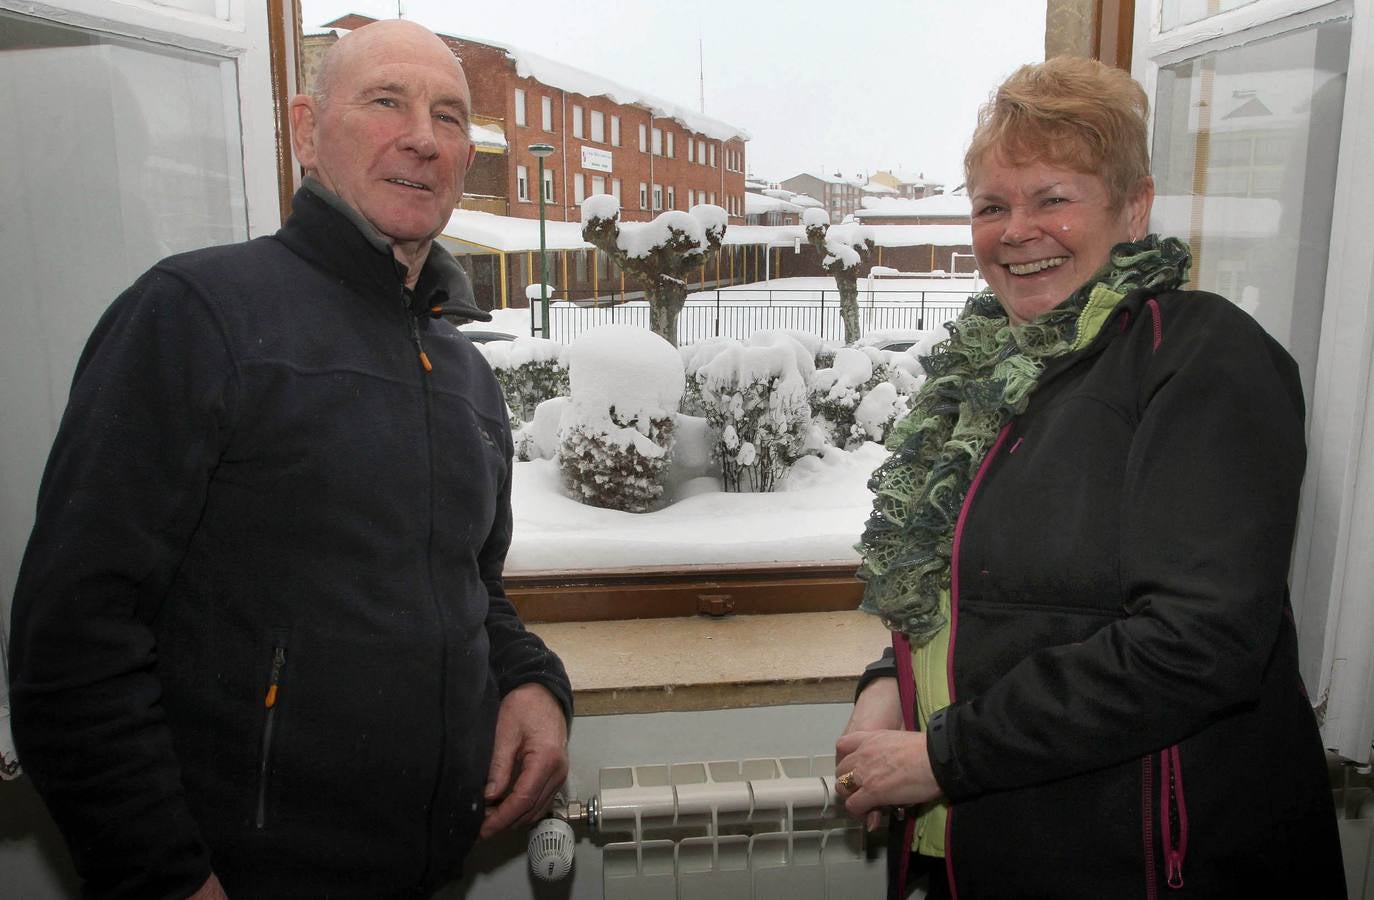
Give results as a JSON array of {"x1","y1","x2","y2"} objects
[
  {"x1": 803, "y1": 207, "x2": 876, "y2": 345},
  {"x1": 557, "y1": 324, "x2": 685, "y2": 512},
  {"x1": 581, "y1": 194, "x2": 727, "y2": 347}
]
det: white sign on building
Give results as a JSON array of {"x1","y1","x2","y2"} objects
[{"x1": 581, "y1": 146, "x2": 613, "y2": 173}]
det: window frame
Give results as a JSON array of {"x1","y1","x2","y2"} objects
[
  {"x1": 591, "y1": 109, "x2": 605, "y2": 143},
  {"x1": 541, "y1": 95, "x2": 553, "y2": 132},
  {"x1": 514, "y1": 87, "x2": 526, "y2": 127},
  {"x1": 610, "y1": 114, "x2": 620, "y2": 146},
  {"x1": 516, "y1": 164, "x2": 529, "y2": 202},
  {"x1": 571, "y1": 104, "x2": 583, "y2": 139},
  {"x1": 1132, "y1": 0, "x2": 1374, "y2": 761}
]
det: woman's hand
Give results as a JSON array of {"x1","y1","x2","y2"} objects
[
  {"x1": 835, "y1": 729, "x2": 943, "y2": 823},
  {"x1": 836, "y1": 678, "x2": 905, "y2": 830}
]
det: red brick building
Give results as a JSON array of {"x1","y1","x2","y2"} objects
[{"x1": 306, "y1": 15, "x2": 750, "y2": 226}]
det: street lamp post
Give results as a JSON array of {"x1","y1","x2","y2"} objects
[{"x1": 528, "y1": 143, "x2": 555, "y2": 339}]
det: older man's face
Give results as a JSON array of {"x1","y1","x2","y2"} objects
[{"x1": 295, "y1": 25, "x2": 475, "y2": 251}]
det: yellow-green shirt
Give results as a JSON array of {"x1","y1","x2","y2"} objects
[{"x1": 910, "y1": 588, "x2": 952, "y2": 857}]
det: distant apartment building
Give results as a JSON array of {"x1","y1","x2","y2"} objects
[
  {"x1": 868, "y1": 169, "x2": 944, "y2": 199},
  {"x1": 303, "y1": 14, "x2": 751, "y2": 225},
  {"x1": 778, "y1": 172, "x2": 868, "y2": 223}
]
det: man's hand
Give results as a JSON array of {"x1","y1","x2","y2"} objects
[
  {"x1": 480, "y1": 683, "x2": 569, "y2": 839},
  {"x1": 836, "y1": 677, "x2": 903, "y2": 830}
]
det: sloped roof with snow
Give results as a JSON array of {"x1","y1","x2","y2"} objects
[
  {"x1": 745, "y1": 192, "x2": 802, "y2": 215},
  {"x1": 855, "y1": 193, "x2": 971, "y2": 219},
  {"x1": 323, "y1": 15, "x2": 748, "y2": 143}
]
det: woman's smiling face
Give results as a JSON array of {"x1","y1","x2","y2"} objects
[{"x1": 969, "y1": 157, "x2": 1153, "y2": 325}]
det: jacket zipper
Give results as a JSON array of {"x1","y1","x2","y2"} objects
[
  {"x1": 941, "y1": 422, "x2": 1015, "y2": 899},
  {"x1": 1160, "y1": 745, "x2": 1189, "y2": 889},
  {"x1": 403, "y1": 292, "x2": 450, "y2": 889},
  {"x1": 255, "y1": 645, "x2": 286, "y2": 830}
]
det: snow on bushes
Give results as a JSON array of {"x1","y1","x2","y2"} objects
[
  {"x1": 557, "y1": 325, "x2": 685, "y2": 512},
  {"x1": 687, "y1": 332, "x2": 813, "y2": 493},
  {"x1": 474, "y1": 336, "x2": 570, "y2": 427}
]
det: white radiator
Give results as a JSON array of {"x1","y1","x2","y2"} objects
[
  {"x1": 1338, "y1": 771, "x2": 1374, "y2": 899},
  {"x1": 565, "y1": 755, "x2": 887, "y2": 900}
]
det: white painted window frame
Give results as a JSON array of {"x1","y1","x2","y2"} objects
[
  {"x1": 1133, "y1": 0, "x2": 1374, "y2": 762},
  {"x1": 2, "y1": 0, "x2": 282, "y2": 238}
]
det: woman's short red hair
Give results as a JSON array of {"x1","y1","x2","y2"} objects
[{"x1": 964, "y1": 56, "x2": 1151, "y2": 208}]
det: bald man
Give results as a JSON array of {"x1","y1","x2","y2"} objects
[{"x1": 9, "y1": 20, "x2": 571, "y2": 899}]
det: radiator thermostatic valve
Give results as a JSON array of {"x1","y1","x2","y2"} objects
[{"x1": 528, "y1": 793, "x2": 581, "y2": 882}]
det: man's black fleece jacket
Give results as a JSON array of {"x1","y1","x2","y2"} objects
[{"x1": 9, "y1": 183, "x2": 572, "y2": 899}]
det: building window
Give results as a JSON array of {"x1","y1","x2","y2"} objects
[
  {"x1": 514, "y1": 89, "x2": 526, "y2": 127},
  {"x1": 639, "y1": 123, "x2": 647, "y2": 152},
  {"x1": 709, "y1": 144, "x2": 716, "y2": 167},
  {"x1": 652, "y1": 183, "x2": 662, "y2": 210},
  {"x1": 575, "y1": 249, "x2": 587, "y2": 283},
  {"x1": 687, "y1": 137, "x2": 694, "y2": 163},
  {"x1": 666, "y1": 186, "x2": 675, "y2": 210},
  {"x1": 639, "y1": 182, "x2": 647, "y2": 209},
  {"x1": 572, "y1": 105, "x2": 583, "y2": 139},
  {"x1": 543, "y1": 167, "x2": 555, "y2": 202},
  {"x1": 516, "y1": 164, "x2": 529, "y2": 201},
  {"x1": 610, "y1": 115, "x2": 620, "y2": 146},
  {"x1": 686, "y1": 189, "x2": 693, "y2": 207},
  {"x1": 708, "y1": 191, "x2": 715, "y2": 205},
  {"x1": 591, "y1": 110, "x2": 605, "y2": 143},
  {"x1": 541, "y1": 95, "x2": 553, "y2": 131},
  {"x1": 574, "y1": 173, "x2": 585, "y2": 204},
  {"x1": 652, "y1": 127, "x2": 662, "y2": 156},
  {"x1": 666, "y1": 132, "x2": 674, "y2": 158},
  {"x1": 698, "y1": 141, "x2": 706, "y2": 165},
  {"x1": 611, "y1": 178, "x2": 621, "y2": 201},
  {"x1": 591, "y1": 175, "x2": 605, "y2": 196}
]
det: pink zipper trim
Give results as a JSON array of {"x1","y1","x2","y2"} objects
[
  {"x1": 1142, "y1": 755, "x2": 1157, "y2": 900},
  {"x1": 1146, "y1": 297, "x2": 1163, "y2": 352},
  {"x1": 1159, "y1": 745, "x2": 1189, "y2": 889},
  {"x1": 941, "y1": 422, "x2": 1014, "y2": 900},
  {"x1": 891, "y1": 631, "x2": 917, "y2": 898}
]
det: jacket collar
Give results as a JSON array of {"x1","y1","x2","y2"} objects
[{"x1": 275, "y1": 177, "x2": 491, "y2": 322}]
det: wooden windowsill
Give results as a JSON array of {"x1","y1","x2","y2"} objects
[{"x1": 529, "y1": 609, "x2": 890, "y2": 716}]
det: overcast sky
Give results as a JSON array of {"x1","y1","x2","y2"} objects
[{"x1": 299, "y1": 0, "x2": 1046, "y2": 189}]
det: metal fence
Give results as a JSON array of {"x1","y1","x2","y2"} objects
[{"x1": 542, "y1": 289, "x2": 973, "y2": 345}]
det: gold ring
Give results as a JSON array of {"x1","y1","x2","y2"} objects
[{"x1": 837, "y1": 771, "x2": 858, "y2": 792}]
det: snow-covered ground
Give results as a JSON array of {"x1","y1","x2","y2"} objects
[{"x1": 459, "y1": 280, "x2": 951, "y2": 573}]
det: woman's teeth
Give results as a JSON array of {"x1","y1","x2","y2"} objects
[{"x1": 1008, "y1": 257, "x2": 1067, "y2": 276}]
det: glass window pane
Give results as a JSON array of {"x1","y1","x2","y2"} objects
[
  {"x1": 1150, "y1": 19, "x2": 1349, "y2": 396},
  {"x1": 1, "y1": 9, "x2": 247, "y2": 629},
  {"x1": 1161, "y1": 0, "x2": 1257, "y2": 30}
]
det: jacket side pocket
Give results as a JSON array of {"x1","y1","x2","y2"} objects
[{"x1": 255, "y1": 641, "x2": 287, "y2": 831}]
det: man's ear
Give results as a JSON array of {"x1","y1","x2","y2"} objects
[
  {"x1": 290, "y1": 95, "x2": 319, "y2": 170},
  {"x1": 464, "y1": 141, "x2": 477, "y2": 174}
]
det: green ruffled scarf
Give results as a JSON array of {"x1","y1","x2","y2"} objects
[{"x1": 857, "y1": 235, "x2": 1191, "y2": 644}]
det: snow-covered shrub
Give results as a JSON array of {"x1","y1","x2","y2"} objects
[
  {"x1": 557, "y1": 325, "x2": 685, "y2": 513},
  {"x1": 690, "y1": 332, "x2": 813, "y2": 492},
  {"x1": 810, "y1": 346, "x2": 923, "y2": 448},
  {"x1": 475, "y1": 336, "x2": 570, "y2": 426},
  {"x1": 678, "y1": 337, "x2": 737, "y2": 417},
  {"x1": 514, "y1": 396, "x2": 569, "y2": 462}
]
